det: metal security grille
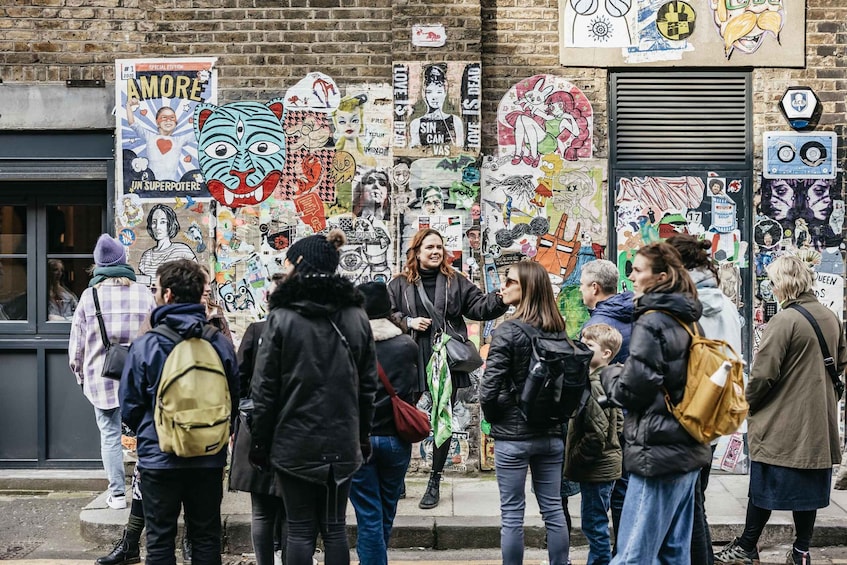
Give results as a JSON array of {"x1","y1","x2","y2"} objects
[{"x1": 610, "y1": 72, "x2": 752, "y2": 168}]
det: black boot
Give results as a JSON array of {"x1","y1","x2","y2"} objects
[
  {"x1": 399, "y1": 480, "x2": 407, "y2": 500},
  {"x1": 96, "y1": 528, "x2": 141, "y2": 565},
  {"x1": 419, "y1": 472, "x2": 442, "y2": 509}
]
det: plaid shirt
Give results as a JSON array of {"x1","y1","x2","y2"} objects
[{"x1": 69, "y1": 279, "x2": 156, "y2": 410}]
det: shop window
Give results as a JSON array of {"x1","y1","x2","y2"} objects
[{"x1": 0, "y1": 187, "x2": 105, "y2": 334}]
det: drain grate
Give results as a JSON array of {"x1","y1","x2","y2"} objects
[{"x1": 0, "y1": 541, "x2": 41, "y2": 559}]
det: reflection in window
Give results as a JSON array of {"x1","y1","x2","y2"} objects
[
  {"x1": 0, "y1": 259, "x2": 26, "y2": 320},
  {"x1": 48, "y1": 205, "x2": 102, "y2": 254},
  {"x1": 47, "y1": 259, "x2": 79, "y2": 321},
  {"x1": 0, "y1": 205, "x2": 26, "y2": 254}
]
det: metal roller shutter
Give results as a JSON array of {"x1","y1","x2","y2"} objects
[{"x1": 610, "y1": 71, "x2": 752, "y2": 169}]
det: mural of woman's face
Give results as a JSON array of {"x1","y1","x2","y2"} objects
[
  {"x1": 424, "y1": 83, "x2": 447, "y2": 111},
  {"x1": 151, "y1": 209, "x2": 170, "y2": 241},
  {"x1": 334, "y1": 109, "x2": 362, "y2": 141},
  {"x1": 806, "y1": 179, "x2": 832, "y2": 221},
  {"x1": 362, "y1": 172, "x2": 389, "y2": 205},
  {"x1": 767, "y1": 180, "x2": 794, "y2": 221}
]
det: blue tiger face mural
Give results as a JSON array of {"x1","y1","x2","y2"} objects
[{"x1": 194, "y1": 99, "x2": 287, "y2": 208}]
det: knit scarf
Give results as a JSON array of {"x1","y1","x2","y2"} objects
[
  {"x1": 427, "y1": 332, "x2": 453, "y2": 448},
  {"x1": 89, "y1": 264, "x2": 137, "y2": 287}
]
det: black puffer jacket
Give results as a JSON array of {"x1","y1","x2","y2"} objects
[
  {"x1": 601, "y1": 292, "x2": 711, "y2": 478},
  {"x1": 479, "y1": 320, "x2": 564, "y2": 441},
  {"x1": 388, "y1": 269, "x2": 507, "y2": 391},
  {"x1": 250, "y1": 274, "x2": 378, "y2": 485},
  {"x1": 370, "y1": 318, "x2": 419, "y2": 437}
]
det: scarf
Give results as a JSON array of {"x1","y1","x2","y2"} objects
[
  {"x1": 427, "y1": 332, "x2": 453, "y2": 448},
  {"x1": 89, "y1": 264, "x2": 137, "y2": 287}
]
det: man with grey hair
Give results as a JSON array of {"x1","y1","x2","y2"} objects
[
  {"x1": 579, "y1": 259, "x2": 634, "y2": 364},
  {"x1": 579, "y1": 259, "x2": 634, "y2": 557}
]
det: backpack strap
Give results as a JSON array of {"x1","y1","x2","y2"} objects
[
  {"x1": 643, "y1": 309, "x2": 701, "y2": 339},
  {"x1": 151, "y1": 323, "x2": 219, "y2": 346},
  {"x1": 150, "y1": 324, "x2": 184, "y2": 346}
]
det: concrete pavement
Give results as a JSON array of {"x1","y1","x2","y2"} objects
[{"x1": 77, "y1": 471, "x2": 847, "y2": 554}]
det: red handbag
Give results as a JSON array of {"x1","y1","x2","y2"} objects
[{"x1": 377, "y1": 363, "x2": 431, "y2": 443}]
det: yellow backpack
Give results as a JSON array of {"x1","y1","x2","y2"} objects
[
  {"x1": 654, "y1": 311, "x2": 749, "y2": 444},
  {"x1": 151, "y1": 325, "x2": 231, "y2": 458}
]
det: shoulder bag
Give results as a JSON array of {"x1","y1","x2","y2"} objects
[
  {"x1": 377, "y1": 362, "x2": 431, "y2": 443},
  {"x1": 415, "y1": 282, "x2": 483, "y2": 373},
  {"x1": 92, "y1": 287, "x2": 129, "y2": 381},
  {"x1": 788, "y1": 304, "x2": 845, "y2": 399}
]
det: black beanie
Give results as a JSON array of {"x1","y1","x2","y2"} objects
[
  {"x1": 357, "y1": 282, "x2": 392, "y2": 320},
  {"x1": 286, "y1": 229, "x2": 347, "y2": 275}
]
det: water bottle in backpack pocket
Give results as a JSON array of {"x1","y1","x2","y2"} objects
[{"x1": 513, "y1": 322, "x2": 593, "y2": 427}]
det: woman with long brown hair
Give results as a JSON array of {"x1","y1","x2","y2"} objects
[
  {"x1": 479, "y1": 260, "x2": 570, "y2": 565},
  {"x1": 387, "y1": 228, "x2": 507, "y2": 509},
  {"x1": 601, "y1": 242, "x2": 710, "y2": 564}
]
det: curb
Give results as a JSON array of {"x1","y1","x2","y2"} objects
[{"x1": 80, "y1": 507, "x2": 847, "y2": 553}]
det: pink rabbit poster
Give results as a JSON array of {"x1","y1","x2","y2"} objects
[{"x1": 497, "y1": 75, "x2": 593, "y2": 165}]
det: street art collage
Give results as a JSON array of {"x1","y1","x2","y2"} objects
[
  {"x1": 559, "y1": 0, "x2": 805, "y2": 66},
  {"x1": 114, "y1": 58, "x2": 843, "y2": 472}
]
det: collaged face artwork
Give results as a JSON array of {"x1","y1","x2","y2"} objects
[
  {"x1": 194, "y1": 99, "x2": 286, "y2": 208},
  {"x1": 711, "y1": 0, "x2": 784, "y2": 57}
]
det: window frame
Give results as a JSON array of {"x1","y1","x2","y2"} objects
[{"x1": 0, "y1": 185, "x2": 106, "y2": 336}]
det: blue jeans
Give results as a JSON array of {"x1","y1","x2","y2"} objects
[
  {"x1": 580, "y1": 481, "x2": 614, "y2": 565},
  {"x1": 611, "y1": 470, "x2": 699, "y2": 565},
  {"x1": 94, "y1": 406, "x2": 125, "y2": 497},
  {"x1": 349, "y1": 435, "x2": 412, "y2": 565},
  {"x1": 495, "y1": 437, "x2": 569, "y2": 565}
]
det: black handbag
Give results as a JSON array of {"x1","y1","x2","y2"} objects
[
  {"x1": 788, "y1": 304, "x2": 845, "y2": 399},
  {"x1": 92, "y1": 287, "x2": 129, "y2": 381},
  {"x1": 416, "y1": 282, "x2": 483, "y2": 373}
]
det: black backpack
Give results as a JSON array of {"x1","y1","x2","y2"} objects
[{"x1": 512, "y1": 321, "x2": 593, "y2": 427}]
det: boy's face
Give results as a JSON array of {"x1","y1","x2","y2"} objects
[{"x1": 583, "y1": 339, "x2": 610, "y2": 370}]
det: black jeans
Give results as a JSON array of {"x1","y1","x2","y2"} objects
[
  {"x1": 279, "y1": 472, "x2": 352, "y2": 565},
  {"x1": 139, "y1": 467, "x2": 224, "y2": 565},
  {"x1": 691, "y1": 468, "x2": 714, "y2": 565},
  {"x1": 251, "y1": 492, "x2": 286, "y2": 565}
]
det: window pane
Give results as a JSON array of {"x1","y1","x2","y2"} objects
[
  {"x1": 0, "y1": 205, "x2": 27, "y2": 254},
  {"x1": 0, "y1": 259, "x2": 26, "y2": 320},
  {"x1": 47, "y1": 258, "x2": 81, "y2": 322},
  {"x1": 47, "y1": 205, "x2": 103, "y2": 254}
]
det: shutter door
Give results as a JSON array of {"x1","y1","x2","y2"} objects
[{"x1": 610, "y1": 71, "x2": 751, "y2": 168}]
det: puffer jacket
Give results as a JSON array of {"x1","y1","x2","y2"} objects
[
  {"x1": 388, "y1": 269, "x2": 508, "y2": 391},
  {"x1": 565, "y1": 368, "x2": 622, "y2": 482},
  {"x1": 582, "y1": 291, "x2": 634, "y2": 364},
  {"x1": 480, "y1": 319, "x2": 564, "y2": 441},
  {"x1": 370, "y1": 318, "x2": 419, "y2": 437},
  {"x1": 250, "y1": 274, "x2": 378, "y2": 486},
  {"x1": 601, "y1": 292, "x2": 711, "y2": 478}
]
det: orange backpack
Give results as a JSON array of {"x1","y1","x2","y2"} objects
[{"x1": 656, "y1": 312, "x2": 748, "y2": 444}]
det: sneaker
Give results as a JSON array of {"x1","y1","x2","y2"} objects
[
  {"x1": 106, "y1": 494, "x2": 127, "y2": 510},
  {"x1": 786, "y1": 547, "x2": 811, "y2": 565},
  {"x1": 714, "y1": 537, "x2": 760, "y2": 565}
]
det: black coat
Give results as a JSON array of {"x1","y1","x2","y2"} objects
[
  {"x1": 369, "y1": 318, "x2": 419, "y2": 437},
  {"x1": 228, "y1": 320, "x2": 284, "y2": 497},
  {"x1": 479, "y1": 320, "x2": 564, "y2": 441},
  {"x1": 601, "y1": 292, "x2": 712, "y2": 478},
  {"x1": 250, "y1": 275, "x2": 378, "y2": 485},
  {"x1": 387, "y1": 270, "x2": 507, "y2": 391}
]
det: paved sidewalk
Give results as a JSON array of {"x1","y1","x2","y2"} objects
[{"x1": 78, "y1": 471, "x2": 847, "y2": 554}]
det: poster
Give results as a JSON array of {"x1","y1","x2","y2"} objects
[{"x1": 115, "y1": 57, "x2": 218, "y2": 200}]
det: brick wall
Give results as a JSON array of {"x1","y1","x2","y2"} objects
[{"x1": 0, "y1": 0, "x2": 844, "y2": 172}]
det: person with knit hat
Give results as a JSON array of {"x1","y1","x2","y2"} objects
[
  {"x1": 348, "y1": 282, "x2": 418, "y2": 565},
  {"x1": 69, "y1": 234, "x2": 156, "y2": 517},
  {"x1": 249, "y1": 229, "x2": 378, "y2": 565}
]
